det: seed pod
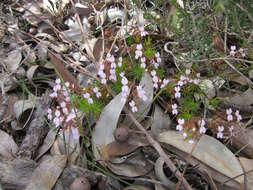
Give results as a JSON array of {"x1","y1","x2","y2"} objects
[
  {"x1": 70, "y1": 177, "x2": 91, "y2": 190},
  {"x1": 114, "y1": 127, "x2": 129, "y2": 143}
]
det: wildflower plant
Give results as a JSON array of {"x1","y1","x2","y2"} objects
[{"x1": 46, "y1": 13, "x2": 243, "y2": 144}]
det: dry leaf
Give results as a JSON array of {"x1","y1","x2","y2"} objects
[
  {"x1": 25, "y1": 155, "x2": 67, "y2": 190},
  {"x1": 158, "y1": 131, "x2": 244, "y2": 188},
  {"x1": 0, "y1": 129, "x2": 18, "y2": 159},
  {"x1": 92, "y1": 93, "x2": 126, "y2": 160}
]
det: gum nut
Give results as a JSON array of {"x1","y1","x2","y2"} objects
[
  {"x1": 70, "y1": 177, "x2": 91, "y2": 190},
  {"x1": 113, "y1": 127, "x2": 129, "y2": 143}
]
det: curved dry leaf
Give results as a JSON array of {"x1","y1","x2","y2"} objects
[
  {"x1": 0, "y1": 129, "x2": 18, "y2": 159},
  {"x1": 4, "y1": 49, "x2": 22, "y2": 72},
  {"x1": 0, "y1": 158, "x2": 37, "y2": 190},
  {"x1": 50, "y1": 128, "x2": 84, "y2": 166},
  {"x1": 0, "y1": 94, "x2": 18, "y2": 122},
  {"x1": 124, "y1": 185, "x2": 152, "y2": 190},
  {"x1": 0, "y1": 74, "x2": 17, "y2": 93},
  {"x1": 27, "y1": 65, "x2": 39, "y2": 83},
  {"x1": 93, "y1": 38, "x2": 103, "y2": 62},
  {"x1": 107, "y1": 152, "x2": 153, "y2": 177},
  {"x1": 92, "y1": 93, "x2": 126, "y2": 160},
  {"x1": 25, "y1": 155, "x2": 67, "y2": 190},
  {"x1": 151, "y1": 105, "x2": 171, "y2": 136},
  {"x1": 239, "y1": 157, "x2": 253, "y2": 190},
  {"x1": 103, "y1": 133, "x2": 149, "y2": 159},
  {"x1": 154, "y1": 157, "x2": 176, "y2": 189},
  {"x1": 23, "y1": 3, "x2": 42, "y2": 26},
  {"x1": 13, "y1": 99, "x2": 34, "y2": 119},
  {"x1": 42, "y1": 0, "x2": 70, "y2": 15},
  {"x1": 227, "y1": 88, "x2": 253, "y2": 106},
  {"x1": 35, "y1": 128, "x2": 58, "y2": 161},
  {"x1": 232, "y1": 126, "x2": 253, "y2": 159},
  {"x1": 158, "y1": 131, "x2": 244, "y2": 184}
]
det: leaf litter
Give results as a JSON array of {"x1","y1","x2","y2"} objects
[{"x1": 0, "y1": 0, "x2": 253, "y2": 190}]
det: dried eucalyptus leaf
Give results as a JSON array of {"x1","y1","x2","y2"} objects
[
  {"x1": 4, "y1": 49, "x2": 22, "y2": 72},
  {"x1": 25, "y1": 155, "x2": 67, "y2": 190},
  {"x1": 151, "y1": 105, "x2": 171, "y2": 136},
  {"x1": 228, "y1": 88, "x2": 253, "y2": 106},
  {"x1": 239, "y1": 157, "x2": 253, "y2": 190},
  {"x1": 107, "y1": 152, "x2": 153, "y2": 177},
  {"x1": 0, "y1": 158, "x2": 37, "y2": 190},
  {"x1": 27, "y1": 65, "x2": 39, "y2": 83},
  {"x1": 92, "y1": 93, "x2": 126, "y2": 160},
  {"x1": 0, "y1": 129, "x2": 18, "y2": 158},
  {"x1": 158, "y1": 131, "x2": 244, "y2": 185},
  {"x1": 35, "y1": 128, "x2": 58, "y2": 161},
  {"x1": 13, "y1": 99, "x2": 34, "y2": 119}
]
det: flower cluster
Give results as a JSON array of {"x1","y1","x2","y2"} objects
[
  {"x1": 151, "y1": 70, "x2": 159, "y2": 89},
  {"x1": 106, "y1": 53, "x2": 117, "y2": 81},
  {"x1": 172, "y1": 103, "x2": 178, "y2": 115},
  {"x1": 135, "y1": 44, "x2": 143, "y2": 59},
  {"x1": 138, "y1": 25, "x2": 148, "y2": 37},
  {"x1": 120, "y1": 72, "x2": 129, "y2": 102},
  {"x1": 129, "y1": 100, "x2": 138, "y2": 112},
  {"x1": 48, "y1": 78, "x2": 79, "y2": 140},
  {"x1": 98, "y1": 63, "x2": 107, "y2": 84},
  {"x1": 137, "y1": 85, "x2": 147, "y2": 101},
  {"x1": 83, "y1": 92, "x2": 93, "y2": 104}
]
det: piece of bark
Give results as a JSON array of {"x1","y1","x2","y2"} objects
[
  {"x1": 17, "y1": 92, "x2": 51, "y2": 159},
  {"x1": 0, "y1": 157, "x2": 37, "y2": 190}
]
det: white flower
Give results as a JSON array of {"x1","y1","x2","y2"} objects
[
  {"x1": 55, "y1": 109, "x2": 61, "y2": 117},
  {"x1": 151, "y1": 70, "x2": 156, "y2": 77},
  {"x1": 141, "y1": 62, "x2": 146, "y2": 68},
  {"x1": 178, "y1": 118, "x2": 184, "y2": 125},
  {"x1": 175, "y1": 92, "x2": 181, "y2": 98},
  {"x1": 200, "y1": 119, "x2": 205, "y2": 127},
  {"x1": 196, "y1": 73, "x2": 200, "y2": 78},
  {"x1": 55, "y1": 78, "x2": 61, "y2": 84},
  {"x1": 47, "y1": 108, "x2": 52, "y2": 114},
  {"x1": 121, "y1": 76, "x2": 128, "y2": 85},
  {"x1": 83, "y1": 92, "x2": 90, "y2": 99},
  {"x1": 60, "y1": 102, "x2": 66, "y2": 108},
  {"x1": 96, "y1": 92, "x2": 102, "y2": 98},
  {"x1": 185, "y1": 69, "x2": 191, "y2": 75},
  {"x1": 136, "y1": 44, "x2": 143, "y2": 50},
  {"x1": 139, "y1": 25, "x2": 148, "y2": 37},
  {"x1": 175, "y1": 86, "x2": 181, "y2": 92},
  {"x1": 172, "y1": 103, "x2": 177, "y2": 109},
  {"x1": 137, "y1": 85, "x2": 147, "y2": 101},
  {"x1": 217, "y1": 132, "x2": 223, "y2": 139},
  {"x1": 62, "y1": 107, "x2": 68, "y2": 115},
  {"x1": 199, "y1": 126, "x2": 206, "y2": 134},
  {"x1": 183, "y1": 132, "x2": 187, "y2": 138},
  {"x1": 88, "y1": 98, "x2": 93, "y2": 104},
  {"x1": 65, "y1": 82, "x2": 70, "y2": 87},
  {"x1": 193, "y1": 79, "x2": 200, "y2": 85},
  {"x1": 235, "y1": 110, "x2": 242, "y2": 122},
  {"x1": 227, "y1": 114, "x2": 233, "y2": 122},
  {"x1": 53, "y1": 117, "x2": 60, "y2": 127},
  {"x1": 122, "y1": 85, "x2": 129, "y2": 92},
  {"x1": 161, "y1": 79, "x2": 170, "y2": 88},
  {"x1": 47, "y1": 114, "x2": 52, "y2": 120},
  {"x1": 229, "y1": 125, "x2": 234, "y2": 136},
  {"x1": 188, "y1": 139, "x2": 194, "y2": 144},
  {"x1": 153, "y1": 76, "x2": 159, "y2": 83},
  {"x1": 226, "y1": 108, "x2": 232, "y2": 115},
  {"x1": 49, "y1": 92, "x2": 57, "y2": 98},
  {"x1": 101, "y1": 78, "x2": 107, "y2": 84},
  {"x1": 172, "y1": 109, "x2": 178, "y2": 115},
  {"x1": 218, "y1": 125, "x2": 224, "y2": 132},
  {"x1": 176, "y1": 124, "x2": 183, "y2": 131},
  {"x1": 177, "y1": 80, "x2": 184, "y2": 86},
  {"x1": 231, "y1": 45, "x2": 236, "y2": 51},
  {"x1": 172, "y1": 104, "x2": 178, "y2": 115},
  {"x1": 118, "y1": 57, "x2": 122, "y2": 67}
]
